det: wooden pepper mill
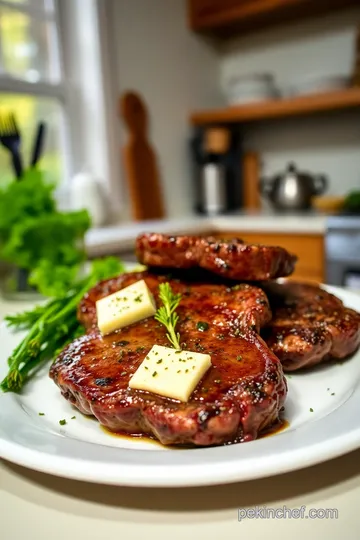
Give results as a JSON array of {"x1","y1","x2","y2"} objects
[{"x1": 119, "y1": 91, "x2": 165, "y2": 221}]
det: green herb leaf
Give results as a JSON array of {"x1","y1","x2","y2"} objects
[
  {"x1": 0, "y1": 256, "x2": 125, "y2": 393},
  {"x1": 197, "y1": 321, "x2": 209, "y2": 332},
  {"x1": 0, "y1": 169, "x2": 55, "y2": 236},
  {"x1": 154, "y1": 282, "x2": 182, "y2": 349},
  {"x1": 5, "y1": 304, "x2": 50, "y2": 330},
  {"x1": 1, "y1": 210, "x2": 90, "y2": 277}
]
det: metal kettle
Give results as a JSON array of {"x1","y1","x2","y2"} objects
[{"x1": 260, "y1": 162, "x2": 328, "y2": 210}]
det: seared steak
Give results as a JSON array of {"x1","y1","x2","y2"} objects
[
  {"x1": 135, "y1": 233, "x2": 297, "y2": 281},
  {"x1": 50, "y1": 271, "x2": 287, "y2": 446},
  {"x1": 261, "y1": 281, "x2": 360, "y2": 371}
]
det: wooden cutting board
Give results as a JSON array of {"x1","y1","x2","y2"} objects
[
  {"x1": 119, "y1": 91, "x2": 165, "y2": 221},
  {"x1": 242, "y1": 151, "x2": 261, "y2": 210}
]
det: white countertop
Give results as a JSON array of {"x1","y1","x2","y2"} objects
[
  {"x1": 1, "y1": 295, "x2": 360, "y2": 539},
  {"x1": 85, "y1": 212, "x2": 327, "y2": 256}
]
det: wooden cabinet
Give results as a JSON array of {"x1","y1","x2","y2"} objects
[
  {"x1": 189, "y1": 0, "x2": 253, "y2": 23},
  {"x1": 188, "y1": 0, "x2": 359, "y2": 36},
  {"x1": 210, "y1": 231, "x2": 325, "y2": 283}
]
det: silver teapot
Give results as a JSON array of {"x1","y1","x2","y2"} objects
[{"x1": 260, "y1": 162, "x2": 328, "y2": 211}]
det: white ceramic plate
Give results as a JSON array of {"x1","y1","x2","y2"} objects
[{"x1": 1, "y1": 285, "x2": 360, "y2": 487}]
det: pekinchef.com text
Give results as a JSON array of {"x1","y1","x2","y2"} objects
[{"x1": 238, "y1": 505, "x2": 338, "y2": 521}]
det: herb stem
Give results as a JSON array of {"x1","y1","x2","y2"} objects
[
  {"x1": 154, "y1": 282, "x2": 182, "y2": 350},
  {"x1": 1, "y1": 257, "x2": 125, "y2": 393}
]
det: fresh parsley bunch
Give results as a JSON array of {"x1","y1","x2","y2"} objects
[
  {"x1": 0, "y1": 168, "x2": 91, "y2": 296},
  {"x1": 0, "y1": 169, "x2": 55, "y2": 236},
  {"x1": 0, "y1": 170, "x2": 128, "y2": 393}
]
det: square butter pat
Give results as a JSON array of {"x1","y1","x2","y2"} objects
[
  {"x1": 129, "y1": 345, "x2": 212, "y2": 402},
  {"x1": 96, "y1": 279, "x2": 156, "y2": 336}
]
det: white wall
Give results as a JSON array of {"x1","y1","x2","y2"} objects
[
  {"x1": 109, "y1": 0, "x2": 221, "y2": 220},
  {"x1": 220, "y1": 8, "x2": 360, "y2": 201}
]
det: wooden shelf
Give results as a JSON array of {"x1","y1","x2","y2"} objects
[
  {"x1": 190, "y1": 88, "x2": 360, "y2": 126},
  {"x1": 188, "y1": 0, "x2": 360, "y2": 38}
]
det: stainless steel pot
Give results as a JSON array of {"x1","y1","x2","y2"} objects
[{"x1": 260, "y1": 162, "x2": 328, "y2": 210}]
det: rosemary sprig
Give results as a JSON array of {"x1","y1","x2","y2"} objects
[{"x1": 155, "y1": 282, "x2": 182, "y2": 350}]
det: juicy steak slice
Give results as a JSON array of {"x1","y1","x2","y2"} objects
[
  {"x1": 136, "y1": 233, "x2": 297, "y2": 281},
  {"x1": 50, "y1": 271, "x2": 287, "y2": 446},
  {"x1": 261, "y1": 281, "x2": 360, "y2": 371}
]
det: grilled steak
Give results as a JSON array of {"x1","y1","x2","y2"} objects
[
  {"x1": 50, "y1": 271, "x2": 287, "y2": 446},
  {"x1": 261, "y1": 281, "x2": 360, "y2": 371},
  {"x1": 136, "y1": 233, "x2": 297, "y2": 281}
]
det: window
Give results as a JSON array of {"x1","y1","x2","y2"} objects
[
  {"x1": 0, "y1": 0, "x2": 66, "y2": 186},
  {"x1": 0, "y1": 0, "x2": 122, "y2": 220}
]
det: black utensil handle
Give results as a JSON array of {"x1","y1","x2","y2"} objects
[
  {"x1": 31, "y1": 122, "x2": 46, "y2": 167},
  {"x1": 12, "y1": 151, "x2": 23, "y2": 180}
]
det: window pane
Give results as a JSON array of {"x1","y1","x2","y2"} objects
[
  {"x1": 0, "y1": 7, "x2": 59, "y2": 82},
  {"x1": 3, "y1": 1, "x2": 54, "y2": 13},
  {"x1": 0, "y1": 94, "x2": 63, "y2": 187}
]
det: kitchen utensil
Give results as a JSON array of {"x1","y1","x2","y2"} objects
[
  {"x1": 225, "y1": 73, "x2": 278, "y2": 105},
  {"x1": 120, "y1": 91, "x2": 165, "y2": 221},
  {"x1": 242, "y1": 151, "x2": 260, "y2": 210},
  {"x1": 312, "y1": 195, "x2": 345, "y2": 214},
  {"x1": 260, "y1": 162, "x2": 328, "y2": 211},
  {"x1": 0, "y1": 112, "x2": 23, "y2": 179},
  {"x1": 31, "y1": 122, "x2": 46, "y2": 167}
]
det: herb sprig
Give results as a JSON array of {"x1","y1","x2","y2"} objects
[
  {"x1": 1, "y1": 257, "x2": 125, "y2": 393},
  {"x1": 155, "y1": 283, "x2": 182, "y2": 350}
]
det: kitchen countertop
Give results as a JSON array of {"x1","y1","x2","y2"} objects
[
  {"x1": 2, "y1": 294, "x2": 360, "y2": 539},
  {"x1": 85, "y1": 212, "x2": 327, "y2": 256}
]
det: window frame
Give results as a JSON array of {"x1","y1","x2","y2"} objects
[
  {"x1": 0, "y1": 0, "x2": 64, "y2": 87},
  {"x1": 0, "y1": 0, "x2": 69, "y2": 182},
  {"x1": 0, "y1": 0, "x2": 122, "y2": 220},
  {"x1": 0, "y1": 0, "x2": 56, "y2": 20}
]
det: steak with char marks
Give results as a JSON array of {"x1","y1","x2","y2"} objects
[
  {"x1": 261, "y1": 281, "x2": 360, "y2": 371},
  {"x1": 50, "y1": 271, "x2": 287, "y2": 446},
  {"x1": 136, "y1": 233, "x2": 297, "y2": 281}
]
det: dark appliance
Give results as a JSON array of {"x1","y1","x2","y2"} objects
[{"x1": 190, "y1": 127, "x2": 243, "y2": 215}]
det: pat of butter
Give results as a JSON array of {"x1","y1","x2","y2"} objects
[
  {"x1": 96, "y1": 279, "x2": 156, "y2": 336},
  {"x1": 129, "y1": 345, "x2": 212, "y2": 402}
]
